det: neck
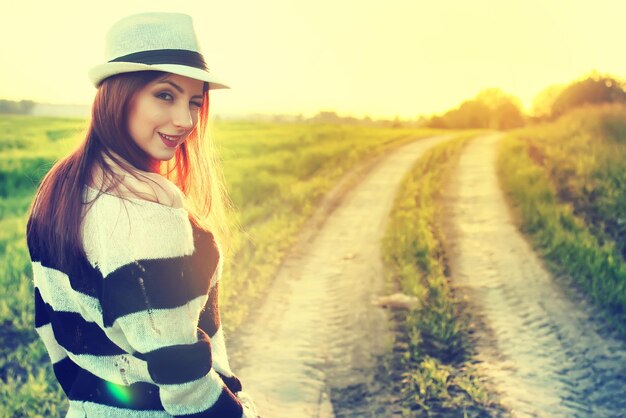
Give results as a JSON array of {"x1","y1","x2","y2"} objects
[{"x1": 90, "y1": 150, "x2": 157, "y2": 193}]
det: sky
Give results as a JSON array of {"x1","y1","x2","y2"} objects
[{"x1": 1, "y1": 0, "x2": 625, "y2": 119}]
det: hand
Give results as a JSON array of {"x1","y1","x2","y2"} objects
[{"x1": 236, "y1": 390, "x2": 258, "y2": 417}]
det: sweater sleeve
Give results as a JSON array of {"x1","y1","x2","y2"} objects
[
  {"x1": 198, "y1": 273, "x2": 260, "y2": 417},
  {"x1": 198, "y1": 283, "x2": 240, "y2": 389},
  {"x1": 82, "y1": 196, "x2": 256, "y2": 418}
]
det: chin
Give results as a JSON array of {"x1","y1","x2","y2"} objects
[{"x1": 147, "y1": 152, "x2": 177, "y2": 164}]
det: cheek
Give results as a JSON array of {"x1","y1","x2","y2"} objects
[
  {"x1": 140, "y1": 102, "x2": 165, "y2": 123},
  {"x1": 147, "y1": 110, "x2": 166, "y2": 128},
  {"x1": 131, "y1": 107, "x2": 165, "y2": 137},
  {"x1": 192, "y1": 109, "x2": 201, "y2": 126}
]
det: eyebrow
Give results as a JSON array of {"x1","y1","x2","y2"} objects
[{"x1": 157, "y1": 80, "x2": 204, "y2": 100}]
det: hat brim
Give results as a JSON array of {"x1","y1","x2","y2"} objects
[{"x1": 88, "y1": 62, "x2": 230, "y2": 90}]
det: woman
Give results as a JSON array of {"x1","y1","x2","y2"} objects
[{"x1": 25, "y1": 12, "x2": 259, "y2": 418}]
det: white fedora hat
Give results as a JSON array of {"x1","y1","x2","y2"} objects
[{"x1": 88, "y1": 12, "x2": 229, "y2": 90}]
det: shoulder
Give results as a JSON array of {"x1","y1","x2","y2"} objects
[
  {"x1": 89, "y1": 159, "x2": 184, "y2": 209},
  {"x1": 120, "y1": 172, "x2": 185, "y2": 209}
]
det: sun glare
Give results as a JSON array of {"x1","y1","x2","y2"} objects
[{"x1": 2, "y1": 0, "x2": 626, "y2": 118}]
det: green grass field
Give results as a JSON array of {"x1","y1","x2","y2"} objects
[
  {"x1": 0, "y1": 114, "x2": 441, "y2": 416},
  {"x1": 497, "y1": 104, "x2": 626, "y2": 336}
]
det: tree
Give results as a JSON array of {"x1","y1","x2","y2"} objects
[
  {"x1": 475, "y1": 88, "x2": 525, "y2": 129},
  {"x1": 532, "y1": 83, "x2": 566, "y2": 119},
  {"x1": 0, "y1": 99, "x2": 36, "y2": 114},
  {"x1": 448, "y1": 100, "x2": 491, "y2": 128},
  {"x1": 425, "y1": 88, "x2": 525, "y2": 129},
  {"x1": 551, "y1": 73, "x2": 626, "y2": 118}
]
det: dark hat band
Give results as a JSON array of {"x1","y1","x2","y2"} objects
[{"x1": 109, "y1": 49, "x2": 208, "y2": 71}]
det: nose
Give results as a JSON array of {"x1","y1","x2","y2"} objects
[{"x1": 172, "y1": 102, "x2": 195, "y2": 130}]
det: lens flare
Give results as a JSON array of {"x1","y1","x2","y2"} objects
[{"x1": 104, "y1": 381, "x2": 133, "y2": 405}]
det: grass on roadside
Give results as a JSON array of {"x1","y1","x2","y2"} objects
[
  {"x1": 497, "y1": 113, "x2": 626, "y2": 336},
  {"x1": 381, "y1": 132, "x2": 501, "y2": 416}
]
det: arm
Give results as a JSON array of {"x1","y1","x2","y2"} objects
[
  {"x1": 198, "y1": 282, "x2": 241, "y2": 390},
  {"x1": 101, "y1": 260, "x2": 252, "y2": 417},
  {"x1": 197, "y1": 258, "x2": 259, "y2": 417}
]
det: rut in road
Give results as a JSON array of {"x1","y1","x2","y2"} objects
[
  {"x1": 444, "y1": 133, "x2": 626, "y2": 418},
  {"x1": 227, "y1": 134, "x2": 455, "y2": 418}
]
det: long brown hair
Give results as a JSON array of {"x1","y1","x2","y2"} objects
[{"x1": 26, "y1": 70, "x2": 238, "y2": 270}]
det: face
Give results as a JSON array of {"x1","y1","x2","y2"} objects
[{"x1": 127, "y1": 73, "x2": 205, "y2": 161}]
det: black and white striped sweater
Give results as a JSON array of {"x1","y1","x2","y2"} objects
[{"x1": 27, "y1": 186, "x2": 257, "y2": 417}]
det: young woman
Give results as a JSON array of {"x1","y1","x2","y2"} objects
[{"x1": 25, "y1": 12, "x2": 259, "y2": 418}]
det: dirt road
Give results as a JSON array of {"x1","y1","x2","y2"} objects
[
  {"x1": 444, "y1": 133, "x2": 626, "y2": 417},
  {"x1": 229, "y1": 131, "x2": 626, "y2": 418},
  {"x1": 228, "y1": 134, "x2": 454, "y2": 418}
]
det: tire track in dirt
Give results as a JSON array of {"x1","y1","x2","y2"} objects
[
  {"x1": 228, "y1": 134, "x2": 455, "y2": 418},
  {"x1": 443, "y1": 132, "x2": 626, "y2": 417}
]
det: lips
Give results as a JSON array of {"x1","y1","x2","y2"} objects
[
  {"x1": 159, "y1": 132, "x2": 184, "y2": 141},
  {"x1": 158, "y1": 132, "x2": 186, "y2": 148}
]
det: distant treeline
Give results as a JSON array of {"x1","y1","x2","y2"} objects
[
  {"x1": 243, "y1": 72, "x2": 626, "y2": 130},
  {"x1": 232, "y1": 110, "x2": 418, "y2": 128},
  {"x1": 0, "y1": 99, "x2": 36, "y2": 114},
  {"x1": 6, "y1": 71, "x2": 626, "y2": 128},
  {"x1": 425, "y1": 72, "x2": 626, "y2": 130}
]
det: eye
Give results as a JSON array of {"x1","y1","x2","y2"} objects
[
  {"x1": 156, "y1": 92, "x2": 174, "y2": 101},
  {"x1": 191, "y1": 101, "x2": 203, "y2": 108}
]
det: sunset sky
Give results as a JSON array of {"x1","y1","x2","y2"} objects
[{"x1": 1, "y1": 0, "x2": 625, "y2": 119}]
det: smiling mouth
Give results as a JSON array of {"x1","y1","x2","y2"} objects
[{"x1": 159, "y1": 132, "x2": 184, "y2": 142}]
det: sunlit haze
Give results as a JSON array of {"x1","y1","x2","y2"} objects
[{"x1": 2, "y1": 0, "x2": 625, "y2": 119}]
